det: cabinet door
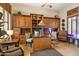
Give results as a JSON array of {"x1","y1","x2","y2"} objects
[
  {"x1": 6, "y1": 3, "x2": 11, "y2": 13},
  {"x1": 42, "y1": 38, "x2": 51, "y2": 49},
  {"x1": 27, "y1": 17, "x2": 32, "y2": 28},
  {"x1": 12, "y1": 15, "x2": 19, "y2": 27},
  {"x1": 19, "y1": 35, "x2": 26, "y2": 44},
  {"x1": 43, "y1": 18, "x2": 50, "y2": 28},
  {"x1": 44, "y1": 38, "x2": 51, "y2": 48},
  {"x1": 49, "y1": 19, "x2": 55, "y2": 28},
  {"x1": 19, "y1": 16, "x2": 26, "y2": 28},
  {"x1": 0, "y1": 3, "x2": 11, "y2": 13},
  {"x1": 55, "y1": 19, "x2": 60, "y2": 28},
  {"x1": 33, "y1": 38, "x2": 41, "y2": 51},
  {"x1": 25, "y1": 16, "x2": 32, "y2": 28},
  {"x1": 13, "y1": 28, "x2": 20, "y2": 39},
  {"x1": 44, "y1": 18, "x2": 60, "y2": 28},
  {"x1": 44, "y1": 18, "x2": 56, "y2": 28}
]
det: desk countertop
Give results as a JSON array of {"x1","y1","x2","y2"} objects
[{"x1": 0, "y1": 39, "x2": 19, "y2": 44}]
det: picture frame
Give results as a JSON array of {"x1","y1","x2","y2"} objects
[{"x1": 62, "y1": 19, "x2": 65, "y2": 22}]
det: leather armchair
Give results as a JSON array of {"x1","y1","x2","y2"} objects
[{"x1": 58, "y1": 31, "x2": 67, "y2": 42}]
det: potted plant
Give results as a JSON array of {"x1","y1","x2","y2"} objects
[
  {"x1": 0, "y1": 12, "x2": 4, "y2": 38},
  {"x1": 0, "y1": 12, "x2": 3, "y2": 19}
]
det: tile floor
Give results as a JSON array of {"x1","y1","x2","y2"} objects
[{"x1": 20, "y1": 41, "x2": 79, "y2": 56}]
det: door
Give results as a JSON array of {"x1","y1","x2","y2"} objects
[
  {"x1": 68, "y1": 16, "x2": 77, "y2": 35},
  {"x1": 71, "y1": 16, "x2": 77, "y2": 35}
]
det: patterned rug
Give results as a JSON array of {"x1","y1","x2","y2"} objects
[{"x1": 31, "y1": 48, "x2": 63, "y2": 56}]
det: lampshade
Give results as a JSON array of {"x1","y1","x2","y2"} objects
[
  {"x1": 7, "y1": 30, "x2": 13, "y2": 35},
  {"x1": 38, "y1": 20, "x2": 45, "y2": 26}
]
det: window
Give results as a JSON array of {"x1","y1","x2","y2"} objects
[
  {"x1": 77, "y1": 15, "x2": 79, "y2": 34},
  {"x1": 67, "y1": 16, "x2": 77, "y2": 35},
  {"x1": 3, "y1": 10, "x2": 9, "y2": 31},
  {"x1": 68, "y1": 17, "x2": 72, "y2": 34},
  {"x1": 0, "y1": 6, "x2": 11, "y2": 31}
]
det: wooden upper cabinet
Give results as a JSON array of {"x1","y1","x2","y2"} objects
[
  {"x1": 24, "y1": 16, "x2": 32, "y2": 28},
  {"x1": 55, "y1": 19, "x2": 60, "y2": 28},
  {"x1": 67, "y1": 7, "x2": 79, "y2": 16},
  {"x1": 43, "y1": 18, "x2": 49, "y2": 28},
  {"x1": 19, "y1": 15, "x2": 32, "y2": 28},
  {"x1": 12, "y1": 15, "x2": 19, "y2": 27},
  {"x1": 43, "y1": 17, "x2": 55, "y2": 28},
  {"x1": 12, "y1": 14, "x2": 32, "y2": 28},
  {"x1": 6, "y1": 3, "x2": 11, "y2": 13},
  {"x1": 19, "y1": 16, "x2": 26, "y2": 28},
  {"x1": 0, "y1": 3, "x2": 11, "y2": 13},
  {"x1": 43, "y1": 17, "x2": 60, "y2": 29}
]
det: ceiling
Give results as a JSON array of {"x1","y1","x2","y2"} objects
[{"x1": 22, "y1": 3, "x2": 74, "y2": 11}]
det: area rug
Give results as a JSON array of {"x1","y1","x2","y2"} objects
[{"x1": 31, "y1": 48, "x2": 63, "y2": 56}]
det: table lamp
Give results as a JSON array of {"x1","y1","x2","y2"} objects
[
  {"x1": 7, "y1": 30, "x2": 13, "y2": 41},
  {"x1": 38, "y1": 20, "x2": 45, "y2": 36},
  {"x1": 38, "y1": 20, "x2": 45, "y2": 27}
]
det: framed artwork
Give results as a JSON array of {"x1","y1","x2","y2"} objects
[
  {"x1": 62, "y1": 27, "x2": 65, "y2": 30},
  {"x1": 61, "y1": 19, "x2": 65, "y2": 31},
  {"x1": 62, "y1": 23, "x2": 65, "y2": 26},
  {"x1": 62, "y1": 19, "x2": 65, "y2": 22}
]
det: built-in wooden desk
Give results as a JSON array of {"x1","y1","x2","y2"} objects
[{"x1": 32, "y1": 36, "x2": 51, "y2": 52}]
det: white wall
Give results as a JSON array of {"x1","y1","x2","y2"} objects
[
  {"x1": 11, "y1": 3, "x2": 79, "y2": 31},
  {"x1": 11, "y1": 3, "x2": 59, "y2": 17},
  {"x1": 59, "y1": 3, "x2": 79, "y2": 31}
]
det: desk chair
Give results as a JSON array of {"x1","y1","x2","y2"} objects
[{"x1": 25, "y1": 33, "x2": 33, "y2": 47}]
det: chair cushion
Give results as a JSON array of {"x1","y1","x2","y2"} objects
[{"x1": 26, "y1": 38, "x2": 33, "y2": 42}]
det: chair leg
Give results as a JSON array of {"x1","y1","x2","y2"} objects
[
  {"x1": 6, "y1": 46, "x2": 8, "y2": 50},
  {"x1": 26, "y1": 42, "x2": 32, "y2": 48}
]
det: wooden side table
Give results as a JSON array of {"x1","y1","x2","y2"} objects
[{"x1": 0, "y1": 39, "x2": 19, "y2": 50}]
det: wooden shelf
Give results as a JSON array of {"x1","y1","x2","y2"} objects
[
  {"x1": 31, "y1": 14, "x2": 44, "y2": 36},
  {"x1": 12, "y1": 13, "x2": 60, "y2": 45}
]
